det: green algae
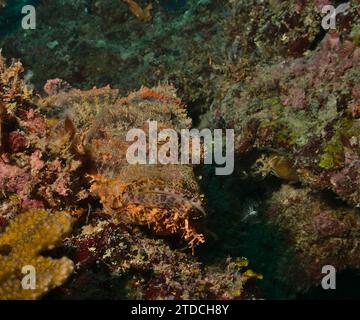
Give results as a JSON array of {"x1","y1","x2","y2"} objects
[
  {"x1": 351, "y1": 24, "x2": 360, "y2": 46},
  {"x1": 319, "y1": 118, "x2": 357, "y2": 169}
]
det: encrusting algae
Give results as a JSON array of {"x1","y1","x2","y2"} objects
[{"x1": 0, "y1": 210, "x2": 74, "y2": 299}]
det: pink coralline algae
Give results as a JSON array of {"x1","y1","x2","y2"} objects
[
  {"x1": 313, "y1": 211, "x2": 347, "y2": 238},
  {"x1": 215, "y1": 30, "x2": 360, "y2": 207},
  {"x1": 0, "y1": 55, "x2": 87, "y2": 215},
  {"x1": 44, "y1": 78, "x2": 73, "y2": 96},
  {"x1": 0, "y1": 163, "x2": 32, "y2": 197},
  {"x1": 20, "y1": 108, "x2": 47, "y2": 135},
  {"x1": 314, "y1": 0, "x2": 332, "y2": 10},
  {"x1": 8, "y1": 131, "x2": 27, "y2": 153}
]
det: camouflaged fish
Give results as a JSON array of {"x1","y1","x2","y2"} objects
[{"x1": 40, "y1": 84, "x2": 206, "y2": 250}]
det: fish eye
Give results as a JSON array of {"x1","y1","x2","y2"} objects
[{"x1": 188, "y1": 209, "x2": 205, "y2": 220}]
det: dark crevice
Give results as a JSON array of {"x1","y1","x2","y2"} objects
[
  {"x1": 298, "y1": 269, "x2": 360, "y2": 299},
  {"x1": 309, "y1": 1, "x2": 350, "y2": 51},
  {"x1": 309, "y1": 27, "x2": 327, "y2": 51}
]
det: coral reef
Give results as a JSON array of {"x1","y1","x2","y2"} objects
[
  {"x1": 59, "y1": 215, "x2": 259, "y2": 300},
  {"x1": 203, "y1": 0, "x2": 360, "y2": 292},
  {"x1": 265, "y1": 185, "x2": 360, "y2": 292},
  {"x1": 0, "y1": 210, "x2": 74, "y2": 299},
  {"x1": 0, "y1": 47, "x2": 259, "y2": 299},
  {"x1": 0, "y1": 56, "x2": 78, "y2": 299},
  {"x1": 210, "y1": 25, "x2": 360, "y2": 208},
  {"x1": 4, "y1": 0, "x2": 360, "y2": 299},
  {"x1": 0, "y1": 56, "x2": 257, "y2": 299},
  {"x1": 0, "y1": 0, "x2": 347, "y2": 118},
  {"x1": 0, "y1": 54, "x2": 87, "y2": 220}
]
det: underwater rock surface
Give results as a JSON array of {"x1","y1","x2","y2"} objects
[
  {"x1": 1, "y1": 0, "x2": 360, "y2": 299},
  {"x1": 0, "y1": 55, "x2": 257, "y2": 299}
]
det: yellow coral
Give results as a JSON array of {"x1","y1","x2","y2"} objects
[{"x1": 0, "y1": 210, "x2": 74, "y2": 299}]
